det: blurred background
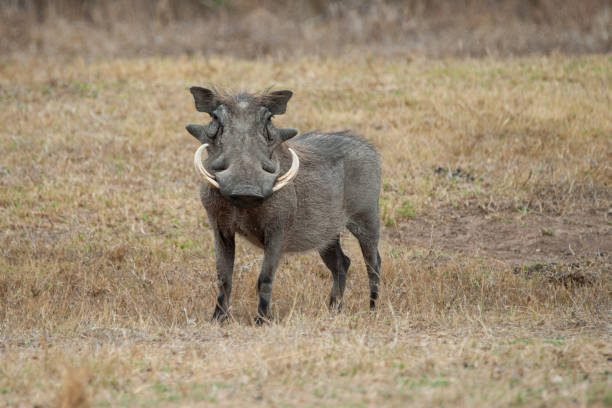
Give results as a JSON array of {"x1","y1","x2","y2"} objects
[{"x1": 1, "y1": 0, "x2": 610, "y2": 59}]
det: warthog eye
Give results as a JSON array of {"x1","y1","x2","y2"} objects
[
  {"x1": 261, "y1": 112, "x2": 274, "y2": 143},
  {"x1": 264, "y1": 126, "x2": 271, "y2": 143},
  {"x1": 208, "y1": 117, "x2": 222, "y2": 138}
]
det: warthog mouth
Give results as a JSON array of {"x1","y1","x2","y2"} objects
[{"x1": 193, "y1": 143, "x2": 300, "y2": 192}]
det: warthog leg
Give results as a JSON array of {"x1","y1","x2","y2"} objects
[
  {"x1": 318, "y1": 237, "x2": 351, "y2": 311},
  {"x1": 255, "y1": 233, "x2": 284, "y2": 325},
  {"x1": 211, "y1": 228, "x2": 235, "y2": 322},
  {"x1": 348, "y1": 215, "x2": 381, "y2": 309},
  {"x1": 359, "y1": 246, "x2": 381, "y2": 309}
]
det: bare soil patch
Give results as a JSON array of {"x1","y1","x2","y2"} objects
[{"x1": 392, "y1": 209, "x2": 611, "y2": 265}]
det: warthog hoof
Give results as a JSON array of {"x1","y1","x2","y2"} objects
[
  {"x1": 254, "y1": 315, "x2": 271, "y2": 326},
  {"x1": 211, "y1": 306, "x2": 230, "y2": 323}
]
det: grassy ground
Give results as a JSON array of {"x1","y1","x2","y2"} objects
[{"x1": 0, "y1": 54, "x2": 611, "y2": 407}]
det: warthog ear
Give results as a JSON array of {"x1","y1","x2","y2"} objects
[
  {"x1": 190, "y1": 87, "x2": 220, "y2": 114},
  {"x1": 264, "y1": 90, "x2": 293, "y2": 115},
  {"x1": 186, "y1": 124, "x2": 211, "y2": 144}
]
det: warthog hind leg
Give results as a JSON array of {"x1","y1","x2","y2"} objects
[
  {"x1": 318, "y1": 237, "x2": 351, "y2": 311},
  {"x1": 347, "y1": 215, "x2": 381, "y2": 309}
]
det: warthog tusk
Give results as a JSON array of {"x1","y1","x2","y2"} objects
[
  {"x1": 272, "y1": 147, "x2": 299, "y2": 192},
  {"x1": 193, "y1": 144, "x2": 300, "y2": 193},
  {"x1": 194, "y1": 144, "x2": 219, "y2": 189}
]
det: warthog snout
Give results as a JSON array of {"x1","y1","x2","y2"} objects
[{"x1": 214, "y1": 159, "x2": 276, "y2": 208}]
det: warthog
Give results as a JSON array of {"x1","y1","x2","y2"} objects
[{"x1": 186, "y1": 87, "x2": 381, "y2": 323}]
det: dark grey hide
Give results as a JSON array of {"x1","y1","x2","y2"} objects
[{"x1": 186, "y1": 87, "x2": 382, "y2": 324}]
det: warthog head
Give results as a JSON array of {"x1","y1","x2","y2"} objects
[{"x1": 186, "y1": 87, "x2": 299, "y2": 208}]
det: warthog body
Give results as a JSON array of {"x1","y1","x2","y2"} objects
[{"x1": 186, "y1": 87, "x2": 381, "y2": 323}]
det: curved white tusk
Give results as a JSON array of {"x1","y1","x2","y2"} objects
[
  {"x1": 194, "y1": 143, "x2": 219, "y2": 189},
  {"x1": 273, "y1": 147, "x2": 300, "y2": 192}
]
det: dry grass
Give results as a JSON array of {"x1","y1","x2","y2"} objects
[
  {"x1": 1, "y1": 0, "x2": 611, "y2": 58},
  {"x1": 0, "y1": 54, "x2": 611, "y2": 406}
]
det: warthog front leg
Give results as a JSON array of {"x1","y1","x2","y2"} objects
[
  {"x1": 212, "y1": 228, "x2": 235, "y2": 322},
  {"x1": 255, "y1": 233, "x2": 284, "y2": 325}
]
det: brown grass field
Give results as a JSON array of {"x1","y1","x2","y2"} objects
[
  {"x1": 0, "y1": 54, "x2": 611, "y2": 407},
  {"x1": 2, "y1": 0, "x2": 612, "y2": 58}
]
